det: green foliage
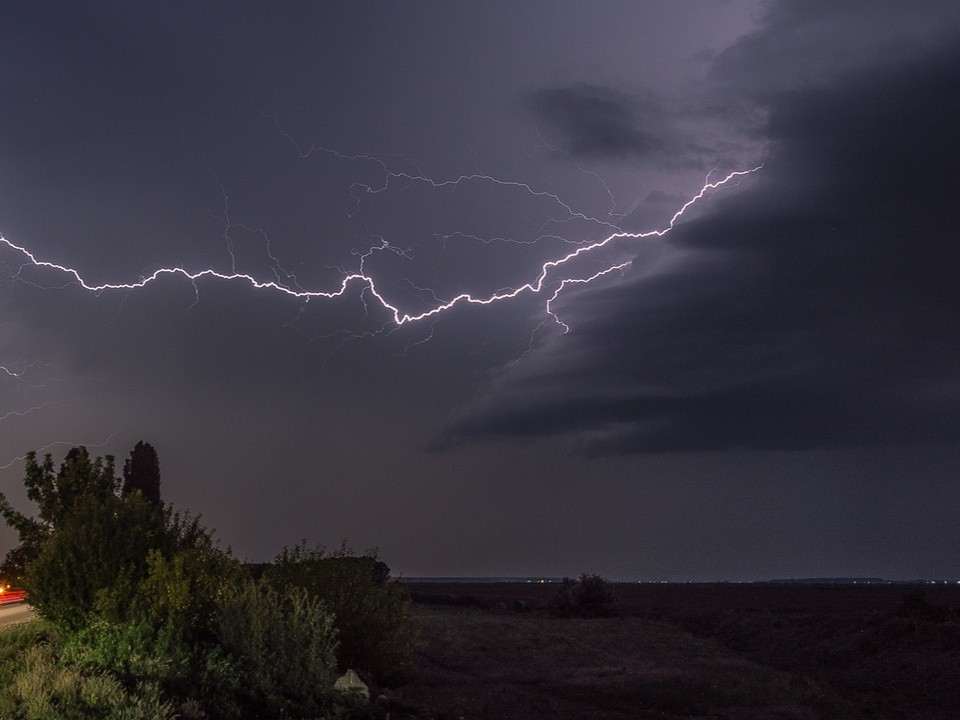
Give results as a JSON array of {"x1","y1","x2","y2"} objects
[
  {"x1": 550, "y1": 573, "x2": 617, "y2": 617},
  {"x1": 58, "y1": 616, "x2": 247, "y2": 720},
  {"x1": 22, "y1": 493, "x2": 167, "y2": 629},
  {"x1": 61, "y1": 620, "x2": 185, "y2": 687},
  {"x1": 140, "y1": 547, "x2": 242, "y2": 634},
  {"x1": 0, "y1": 544, "x2": 37, "y2": 588},
  {"x1": 575, "y1": 573, "x2": 616, "y2": 613},
  {"x1": 0, "y1": 447, "x2": 120, "y2": 584},
  {"x1": 266, "y1": 544, "x2": 419, "y2": 682},
  {"x1": 122, "y1": 441, "x2": 162, "y2": 508},
  {"x1": 19, "y1": 447, "x2": 218, "y2": 632},
  {"x1": 0, "y1": 445, "x2": 414, "y2": 718},
  {"x1": 212, "y1": 578, "x2": 339, "y2": 718}
]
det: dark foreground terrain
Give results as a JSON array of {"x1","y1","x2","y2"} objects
[{"x1": 387, "y1": 582, "x2": 960, "y2": 720}]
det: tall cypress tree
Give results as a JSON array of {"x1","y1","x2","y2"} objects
[{"x1": 121, "y1": 441, "x2": 162, "y2": 508}]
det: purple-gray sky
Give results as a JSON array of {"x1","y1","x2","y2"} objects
[{"x1": 2, "y1": 1, "x2": 959, "y2": 580}]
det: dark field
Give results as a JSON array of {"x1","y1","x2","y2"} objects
[{"x1": 386, "y1": 582, "x2": 960, "y2": 720}]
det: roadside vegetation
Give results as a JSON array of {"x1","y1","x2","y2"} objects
[{"x1": 0, "y1": 443, "x2": 417, "y2": 719}]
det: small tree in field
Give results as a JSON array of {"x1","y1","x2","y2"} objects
[{"x1": 550, "y1": 573, "x2": 617, "y2": 617}]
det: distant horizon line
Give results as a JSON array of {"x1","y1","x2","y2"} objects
[{"x1": 398, "y1": 576, "x2": 960, "y2": 585}]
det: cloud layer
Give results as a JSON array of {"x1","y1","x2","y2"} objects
[
  {"x1": 530, "y1": 84, "x2": 661, "y2": 159},
  {"x1": 448, "y1": 6, "x2": 960, "y2": 453}
]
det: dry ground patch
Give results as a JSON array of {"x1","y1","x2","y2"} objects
[{"x1": 391, "y1": 606, "x2": 846, "y2": 720}]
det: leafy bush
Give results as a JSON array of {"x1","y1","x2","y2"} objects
[
  {"x1": 266, "y1": 544, "x2": 419, "y2": 682},
  {"x1": 53, "y1": 575, "x2": 339, "y2": 720},
  {"x1": 61, "y1": 619, "x2": 202, "y2": 694},
  {"x1": 135, "y1": 546, "x2": 243, "y2": 640},
  {"x1": 23, "y1": 494, "x2": 167, "y2": 630},
  {"x1": 0, "y1": 448, "x2": 123, "y2": 592},
  {"x1": 212, "y1": 578, "x2": 339, "y2": 718},
  {"x1": 23, "y1": 487, "x2": 222, "y2": 633},
  {"x1": 550, "y1": 574, "x2": 617, "y2": 617},
  {"x1": 60, "y1": 620, "x2": 244, "y2": 720}
]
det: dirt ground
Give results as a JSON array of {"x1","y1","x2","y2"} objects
[{"x1": 387, "y1": 583, "x2": 960, "y2": 720}]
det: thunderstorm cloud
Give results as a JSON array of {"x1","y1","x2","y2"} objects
[
  {"x1": 446, "y1": 3, "x2": 960, "y2": 453},
  {"x1": 530, "y1": 84, "x2": 662, "y2": 159}
]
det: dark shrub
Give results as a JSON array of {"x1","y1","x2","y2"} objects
[
  {"x1": 550, "y1": 574, "x2": 617, "y2": 617},
  {"x1": 265, "y1": 544, "x2": 419, "y2": 683},
  {"x1": 550, "y1": 577, "x2": 578, "y2": 617},
  {"x1": 896, "y1": 590, "x2": 952, "y2": 622}
]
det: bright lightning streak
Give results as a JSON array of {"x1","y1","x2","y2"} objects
[
  {"x1": 546, "y1": 262, "x2": 633, "y2": 333},
  {"x1": 1, "y1": 363, "x2": 39, "y2": 379},
  {"x1": 0, "y1": 166, "x2": 760, "y2": 331}
]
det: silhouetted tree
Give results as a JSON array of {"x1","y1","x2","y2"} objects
[
  {"x1": 0, "y1": 446, "x2": 119, "y2": 589},
  {"x1": 122, "y1": 440, "x2": 162, "y2": 507},
  {"x1": 0, "y1": 446, "x2": 118, "y2": 551},
  {"x1": 0, "y1": 544, "x2": 35, "y2": 587}
]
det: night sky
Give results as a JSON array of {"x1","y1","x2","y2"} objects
[{"x1": 2, "y1": 1, "x2": 959, "y2": 580}]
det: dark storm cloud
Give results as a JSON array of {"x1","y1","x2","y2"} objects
[
  {"x1": 446, "y1": 11, "x2": 960, "y2": 453},
  {"x1": 530, "y1": 84, "x2": 662, "y2": 159},
  {"x1": 528, "y1": 82, "x2": 762, "y2": 175},
  {"x1": 710, "y1": 0, "x2": 960, "y2": 93}
]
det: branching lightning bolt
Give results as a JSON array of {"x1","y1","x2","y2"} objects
[
  {"x1": 0, "y1": 362, "x2": 102, "y2": 473},
  {"x1": 0, "y1": 165, "x2": 760, "y2": 333},
  {"x1": 0, "y1": 429, "x2": 122, "y2": 472},
  {"x1": 0, "y1": 402, "x2": 56, "y2": 425},
  {"x1": 1, "y1": 362, "x2": 45, "y2": 381}
]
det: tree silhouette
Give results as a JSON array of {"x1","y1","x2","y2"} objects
[
  {"x1": 122, "y1": 441, "x2": 162, "y2": 508},
  {"x1": 0, "y1": 446, "x2": 118, "y2": 585}
]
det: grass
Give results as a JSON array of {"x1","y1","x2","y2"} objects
[
  {"x1": 0, "y1": 620, "x2": 175, "y2": 720},
  {"x1": 0, "y1": 621, "x2": 60, "y2": 691}
]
